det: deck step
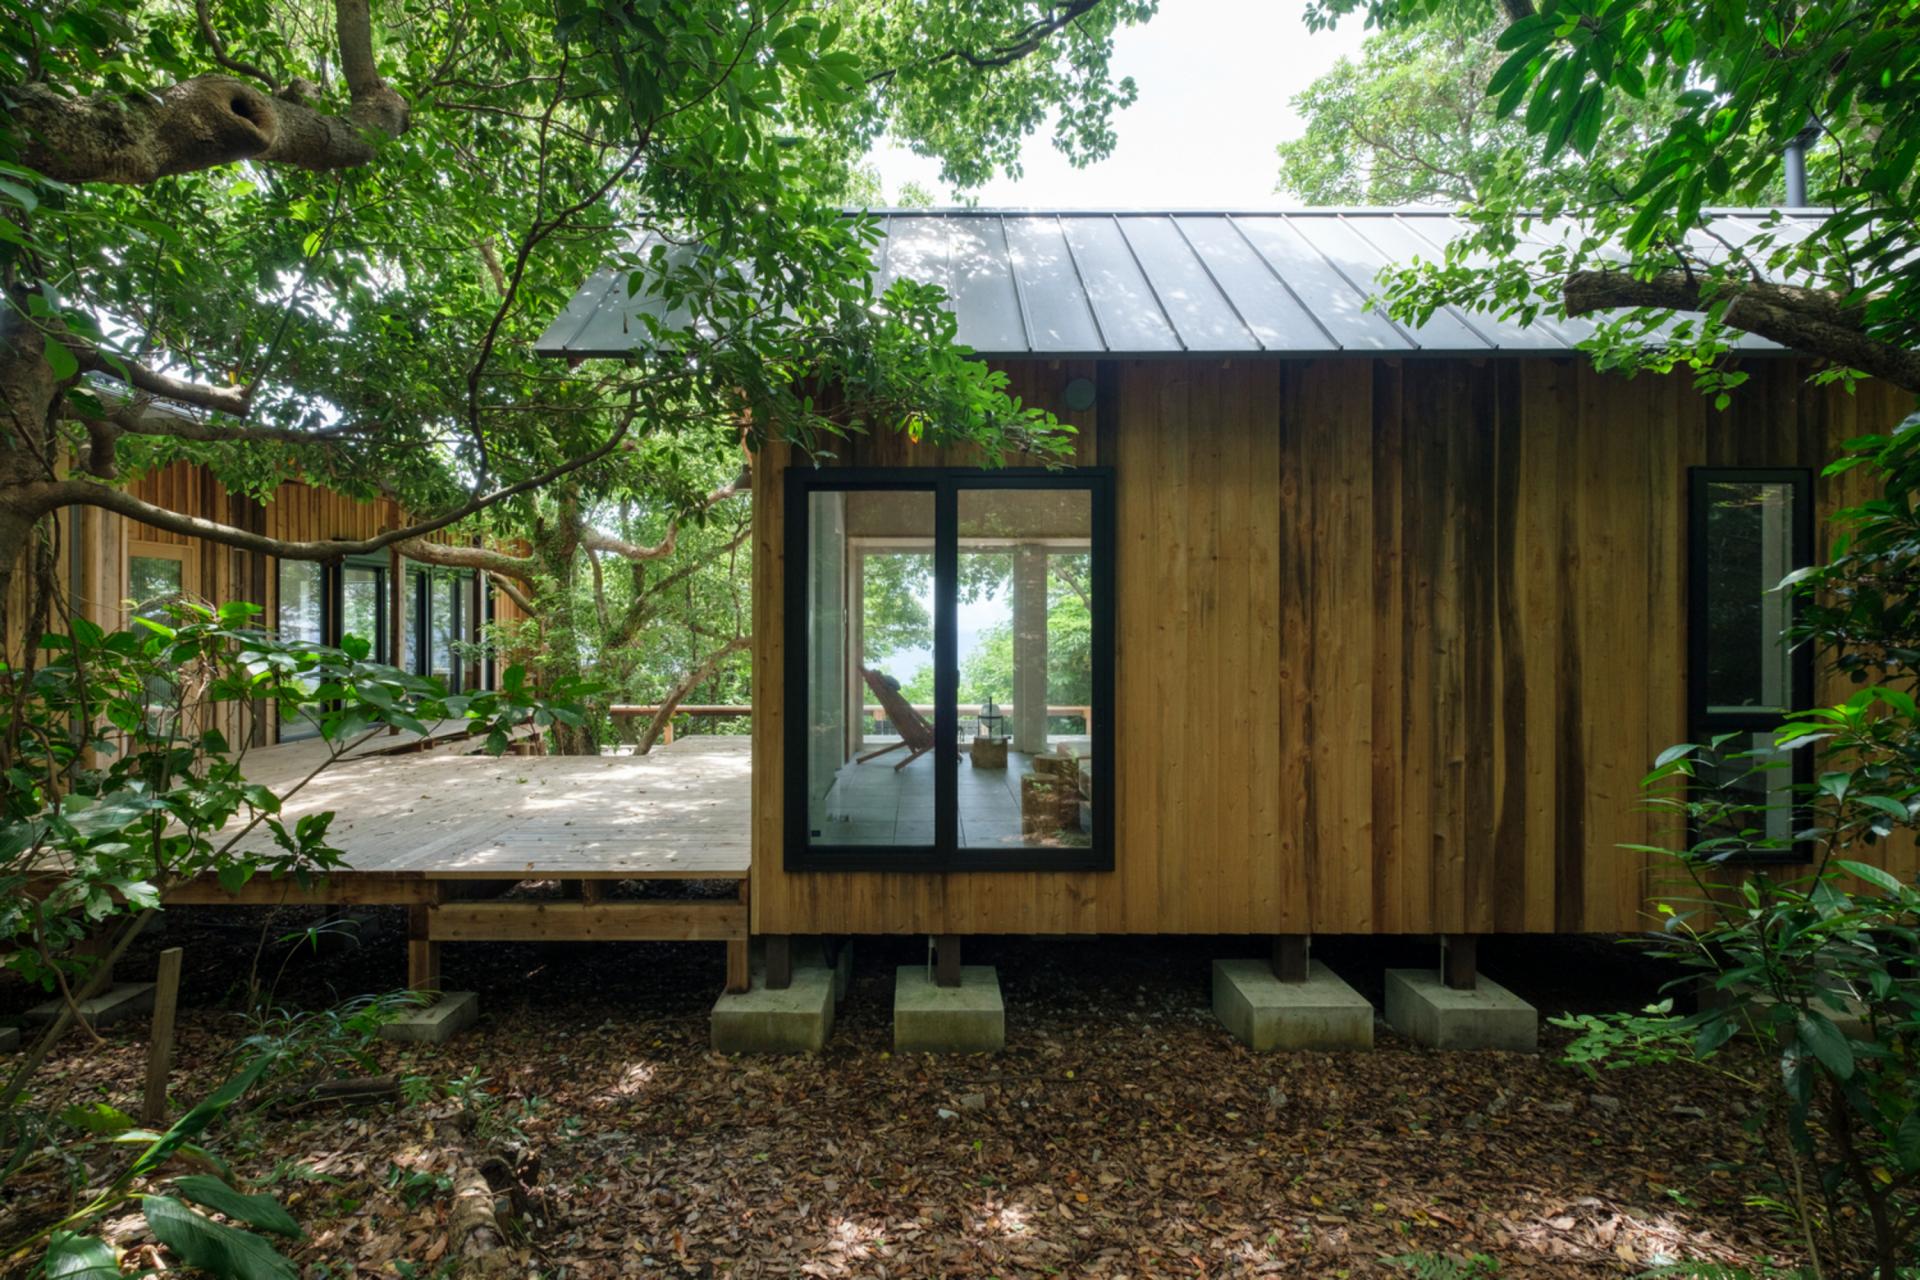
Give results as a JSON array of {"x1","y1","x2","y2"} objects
[{"x1": 427, "y1": 900, "x2": 746, "y2": 942}]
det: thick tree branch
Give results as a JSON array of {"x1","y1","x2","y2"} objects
[
  {"x1": 580, "y1": 472, "x2": 746, "y2": 563},
  {"x1": 77, "y1": 351, "x2": 250, "y2": 415},
  {"x1": 12, "y1": 409, "x2": 638, "y2": 560},
  {"x1": 1497, "y1": 0, "x2": 1536, "y2": 22},
  {"x1": 391, "y1": 537, "x2": 537, "y2": 584},
  {"x1": 1562, "y1": 269, "x2": 1920, "y2": 395},
  {"x1": 12, "y1": 0, "x2": 407, "y2": 185}
]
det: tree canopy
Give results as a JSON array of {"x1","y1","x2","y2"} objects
[
  {"x1": 0, "y1": 0, "x2": 1155, "y2": 632},
  {"x1": 1302, "y1": 0, "x2": 1920, "y2": 398}
]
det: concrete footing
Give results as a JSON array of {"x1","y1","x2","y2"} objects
[
  {"x1": 798, "y1": 939, "x2": 853, "y2": 1004},
  {"x1": 378, "y1": 991, "x2": 480, "y2": 1044},
  {"x1": 711, "y1": 968, "x2": 835, "y2": 1054},
  {"x1": 1212, "y1": 959, "x2": 1374, "y2": 1051},
  {"x1": 27, "y1": 983, "x2": 155, "y2": 1030},
  {"x1": 894, "y1": 966, "x2": 1004, "y2": 1054},
  {"x1": 1384, "y1": 969, "x2": 1537, "y2": 1051}
]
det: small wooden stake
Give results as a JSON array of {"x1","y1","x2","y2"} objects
[
  {"x1": 724, "y1": 881, "x2": 750, "y2": 994},
  {"x1": 1443, "y1": 934, "x2": 1478, "y2": 991},
  {"x1": 1271, "y1": 934, "x2": 1309, "y2": 983},
  {"x1": 934, "y1": 934, "x2": 962, "y2": 988},
  {"x1": 142, "y1": 947, "x2": 183, "y2": 1126},
  {"x1": 407, "y1": 904, "x2": 442, "y2": 1001}
]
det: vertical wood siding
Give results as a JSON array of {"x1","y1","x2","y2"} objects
[{"x1": 749, "y1": 357, "x2": 1919, "y2": 936}]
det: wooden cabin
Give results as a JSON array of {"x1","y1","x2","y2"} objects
[
  {"x1": 538, "y1": 209, "x2": 1920, "y2": 955},
  {"x1": 9, "y1": 460, "x2": 522, "y2": 747}
]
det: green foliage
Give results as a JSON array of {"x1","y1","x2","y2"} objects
[
  {"x1": 1381, "y1": 1252, "x2": 1500, "y2": 1279},
  {"x1": 1557, "y1": 420, "x2": 1920, "y2": 1279},
  {"x1": 1277, "y1": 8, "x2": 1669, "y2": 205},
  {"x1": 9, "y1": 1053, "x2": 296, "y2": 1275},
  {"x1": 0, "y1": 601, "x2": 574, "y2": 1002},
  {"x1": 1302, "y1": 0, "x2": 1920, "y2": 392},
  {"x1": 0, "y1": 0, "x2": 1147, "y2": 575}
]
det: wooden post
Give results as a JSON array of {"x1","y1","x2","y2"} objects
[
  {"x1": 724, "y1": 881, "x2": 750, "y2": 994},
  {"x1": 141, "y1": 947, "x2": 184, "y2": 1126},
  {"x1": 1271, "y1": 934, "x2": 1309, "y2": 983},
  {"x1": 577, "y1": 879, "x2": 603, "y2": 906},
  {"x1": 934, "y1": 933, "x2": 962, "y2": 988},
  {"x1": 407, "y1": 898, "x2": 442, "y2": 1001},
  {"x1": 1443, "y1": 934, "x2": 1478, "y2": 991},
  {"x1": 765, "y1": 935, "x2": 793, "y2": 990}
]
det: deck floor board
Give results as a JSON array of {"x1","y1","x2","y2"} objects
[{"x1": 214, "y1": 736, "x2": 751, "y2": 886}]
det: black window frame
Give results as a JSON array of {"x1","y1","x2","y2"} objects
[
  {"x1": 1686, "y1": 466, "x2": 1816, "y2": 860},
  {"x1": 783, "y1": 466, "x2": 1116, "y2": 873},
  {"x1": 334, "y1": 558, "x2": 389, "y2": 660}
]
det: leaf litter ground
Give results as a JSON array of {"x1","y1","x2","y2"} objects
[{"x1": 4, "y1": 915, "x2": 1803, "y2": 1278}]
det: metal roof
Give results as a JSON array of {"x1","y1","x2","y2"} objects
[{"x1": 536, "y1": 208, "x2": 1825, "y2": 359}]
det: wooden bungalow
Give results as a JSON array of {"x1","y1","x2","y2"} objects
[{"x1": 537, "y1": 208, "x2": 1918, "y2": 1030}]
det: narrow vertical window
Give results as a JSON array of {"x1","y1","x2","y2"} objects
[
  {"x1": 1688, "y1": 469, "x2": 1814, "y2": 852},
  {"x1": 276, "y1": 558, "x2": 328, "y2": 742}
]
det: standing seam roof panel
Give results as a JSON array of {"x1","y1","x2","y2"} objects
[
  {"x1": 1060, "y1": 217, "x2": 1184, "y2": 352},
  {"x1": 1230, "y1": 216, "x2": 1411, "y2": 351},
  {"x1": 1114, "y1": 216, "x2": 1260, "y2": 351},
  {"x1": 1178, "y1": 215, "x2": 1331, "y2": 351},
  {"x1": 1002, "y1": 216, "x2": 1106, "y2": 353}
]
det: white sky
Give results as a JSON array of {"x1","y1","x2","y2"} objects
[{"x1": 869, "y1": 0, "x2": 1369, "y2": 208}]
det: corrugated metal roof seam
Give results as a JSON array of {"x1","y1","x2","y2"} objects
[{"x1": 536, "y1": 209, "x2": 1805, "y2": 358}]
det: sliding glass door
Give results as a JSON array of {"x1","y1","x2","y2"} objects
[{"x1": 785, "y1": 469, "x2": 1113, "y2": 872}]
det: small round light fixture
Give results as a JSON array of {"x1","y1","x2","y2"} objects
[{"x1": 1062, "y1": 376, "x2": 1097, "y2": 413}]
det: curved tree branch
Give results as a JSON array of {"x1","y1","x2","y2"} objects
[
  {"x1": 11, "y1": 0, "x2": 407, "y2": 184},
  {"x1": 391, "y1": 537, "x2": 536, "y2": 584},
  {"x1": 13, "y1": 407, "x2": 639, "y2": 561},
  {"x1": 1562, "y1": 269, "x2": 1920, "y2": 395}
]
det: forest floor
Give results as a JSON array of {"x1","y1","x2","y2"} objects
[{"x1": 4, "y1": 913, "x2": 1804, "y2": 1279}]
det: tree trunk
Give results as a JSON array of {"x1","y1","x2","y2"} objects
[
  {"x1": 636, "y1": 635, "x2": 752, "y2": 753},
  {"x1": 529, "y1": 496, "x2": 598, "y2": 755}
]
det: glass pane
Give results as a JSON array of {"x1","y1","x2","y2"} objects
[
  {"x1": 1702, "y1": 480, "x2": 1796, "y2": 714},
  {"x1": 808, "y1": 489, "x2": 935, "y2": 848},
  {"x1": 956, "y1": 489, "x2": 1094, "y2": 852},
  {"x1": 276, "y1": 560, "x2": 326, "y2": 741},
  {"x1": 404, "y1": 566, "x2": 425, "y2": 671},
  {"x1": 342, "y1": 566, "x2": 383, "y2": 653},
  {"x1": 277, "y1": 560, "x2": 325, "y2": 642},
  {"x1": 129, "y1": 556, "x2": 184, "y2": 616},
  {"x1": 430, "y1": 573, "x2": 455, "y2": 686},
  {"x1": 1694, "y1": 732, "x2": 1798, "y2": 850}
]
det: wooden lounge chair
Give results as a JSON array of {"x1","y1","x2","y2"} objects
[{"x1": 857, "y1": 667, "x2": 936, "y2": 771}]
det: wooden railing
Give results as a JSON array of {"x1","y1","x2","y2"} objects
[
  {"x1": 607, "y1": 704, "x2": 752, "y2": 745},
  {"x1": 605, "y1": 702, "x2": 1092, "y2": 744}
]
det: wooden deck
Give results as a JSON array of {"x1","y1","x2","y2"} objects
[{"x1": 163, "y1": 735, "x2": 754, "y2": 992}]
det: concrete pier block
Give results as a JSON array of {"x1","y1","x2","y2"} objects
[
  {"x1": 711, "y1": 969, "x2": 835, "y2": 1054},
  {"x1": 894, "y1": 966, "x2": 1004, "y2": 1054},
  {"x1": 1212, "y1": 959, "x2": 1374, "y2": 1051},
  {"x1": 378, "y1": 991, "x2": 480, "y2": 1044},
  {"x1": 1384, "y1": 969, "x2": 1537, "y2": 1051},
  {"x1": 26, "y1": 983, "x2": 155, "y2": 1030}
]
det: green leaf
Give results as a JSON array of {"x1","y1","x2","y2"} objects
[
  {"x1": 172, "y1": 1175, "x2": 302, "y2": 1239},
  {"x1": 1896, "y1": 1109, "x2": 1920, "y2": 1174},
  {"x1": 1834, "y1": 859, "x2": 1907, "y2": 895},
  {"x1": 1795, "y1": 1013, "x2": 1854, "y2": 1080},
  {"x1": 130, "y1": 1054, "x2": 273, "y2": 1179},
  {"x1": 44, "y1": 1232, "x2": 119, "y2": 1279},
  {"x1": 142, "y1": 1195, "x2": 298, "y2": 1279},
  {"x1": 43, "y1": 336, "x2": 79, "y2": 381}
]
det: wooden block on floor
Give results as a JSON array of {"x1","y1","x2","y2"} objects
[
  {"x1": 26, "y1": 983, "x2": 156, "y2": 1031},
  {"x1": 378, "y1": 991, "x2": 480, "y2": 1044}
]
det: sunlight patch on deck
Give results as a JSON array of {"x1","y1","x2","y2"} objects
[{"x1": 234, "y1": 736, "x2": 751, "y2": 879}]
